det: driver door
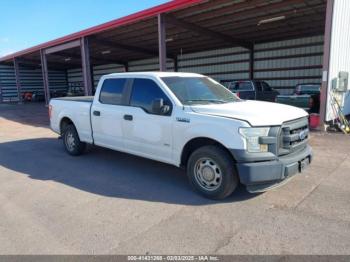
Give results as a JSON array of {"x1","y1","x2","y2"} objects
[{"x1": 122, "y1": 78, "x2": 174, "y2": 164}]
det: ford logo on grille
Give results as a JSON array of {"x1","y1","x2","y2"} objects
[{"x1": 299, "y1": 129, "x2": 308, "y2": 140}]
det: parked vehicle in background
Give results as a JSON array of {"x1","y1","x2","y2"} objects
[
  {"x1": 67, "y1": 83, "x2": 85, "y2": 97},
  {"x1": 50, "y1": 90, "x2": 67, "y2": 98},
  {"x1": 228, "y1": 80, "x2": 280, "y2": 102},
  {"x1": 21, "y1": 91, "x2": 45, "y2": 102},
  {"x1": 276, "y1": 84, "x2": 321, "y2": 113},
  {"x1": 50, "y1": 72, "x2": 312, "y2": 200}
]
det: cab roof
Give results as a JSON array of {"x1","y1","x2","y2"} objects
[{"x1": 105, "y1": 72, "x2": 204, "y2": 78}]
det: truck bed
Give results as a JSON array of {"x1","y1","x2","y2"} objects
[
  {"x1": 52, "y1": 96, "x2": 94, "y2": 103},
  {"x1": 50, "y1": 96, "x2": 94, "y2": 144}
]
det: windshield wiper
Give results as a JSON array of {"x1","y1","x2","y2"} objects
[{"x1": 184, "y1": 99, "x2": 228, "y2": 104}]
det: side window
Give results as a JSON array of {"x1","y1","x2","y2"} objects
[
  {"x1": 130, "y1": 78, "x2": 172, "y2": 115},
  {"x1": 228, "y1": 82, "x2": 238, "y2": 91},
  {"x1": 99, "y1": 78, "x2": 127, "y2": 105},
  {"x1": 262, "y1": 82, "x2": 272, "y2": 91}
]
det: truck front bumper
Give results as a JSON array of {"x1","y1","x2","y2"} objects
[{"x1": 232, "y1": 145, "x2": 312, "y2": 193}]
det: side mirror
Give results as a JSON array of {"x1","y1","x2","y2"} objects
[{"x1": 152, "y1": 98, "x2": 171, "y2": 115}]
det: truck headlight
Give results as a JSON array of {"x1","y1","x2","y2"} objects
[{"x1": 239, "y1": 127, "x2": 270, "y2": 153}]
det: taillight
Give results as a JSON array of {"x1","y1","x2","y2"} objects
[{"x1": 49, "y1": 105, "x2": 52, "y2": 119}]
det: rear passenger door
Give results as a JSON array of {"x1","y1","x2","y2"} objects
[
  {"x1": 122, "y1": 78, "x2": 173, "y2": 163},
  {"x1": 91, "y1": 78, "x2": 129, "y2": 151}
]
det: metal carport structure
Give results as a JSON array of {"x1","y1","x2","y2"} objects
[{"x1": 0, "y1": 0, "x2": 345, "y2": 126}]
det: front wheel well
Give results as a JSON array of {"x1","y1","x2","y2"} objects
[
  {"x1": 180, "y1": 137, "x2": 235, "y2": 168},
  {"x1": 60, "y1": 117, "x2": 74, "y2": 135}
]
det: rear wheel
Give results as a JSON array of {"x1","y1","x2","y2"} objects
[
  {"x1": 63, "y1": 124, "x2": 86, "y2": 156},
  {"x1": 187, "y1": 145, "x2": 238, "y2": 200}
]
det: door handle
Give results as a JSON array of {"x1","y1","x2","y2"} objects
[
  {"x1": 93, "y1": 110, "x2": 101, "y2": 116},
  {"x1": 123, "y1": 114, "x2": 133, "y2": 121}
]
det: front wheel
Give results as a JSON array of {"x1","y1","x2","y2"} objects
[
  {"x1": 187, "y1": 145, "x2": 238, "y2": 200},
  {"x1": 62, "y1": 124, "x2": 86, "y2": 156}
]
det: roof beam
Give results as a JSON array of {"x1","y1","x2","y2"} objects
[
  {"x1": 16, "y1": 58, "x2": 41, "y2": 67},
  {"x1": 53, "y1": 51, "x2": 127, "y2": 66},
  {"x1": 44, "y1": 40, "x2": 81, "y2": 55},
  {"x1": 164, "y1": 14, "x2": 253, "y2": 50},
  {"x1": 91, "y1": 36, "x2": 176, "y2": 60},
  {"x1": 18, "y1": 57, "x2": 81, "y2": 68}
]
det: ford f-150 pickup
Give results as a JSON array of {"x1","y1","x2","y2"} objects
[{"x1": 50, "y1": 72, "x2": 312, "y2": 199}]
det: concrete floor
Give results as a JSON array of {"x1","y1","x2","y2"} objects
[{"x1": 0, "y1": 103, "x2": 350, "y2": 255}]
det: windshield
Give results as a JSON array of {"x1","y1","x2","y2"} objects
[{"x1": 161, "y1": 77, "x2": 240, "y2": 105}]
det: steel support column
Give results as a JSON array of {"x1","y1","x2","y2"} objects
[
  {"x1": 0, "y1": 72, "x2": 3, "y2": 103},
  {"x1": 158, "y1": 14, "x2": 167, "y2": 71},
  {"x1": 319, "y1": 0, "x2": 335, "y2": 127},
  {"x1": 249, "y1": 46, "x2": 254, "y2": 80},
  {"x1": 40, "y1": 49, "x2": 50, "y2": 105},
  {"x1": 81, "y1": 37, "x2": 93, "y2": 96},
  {"x1": 13, "y1": 58, "x2": 22, "y2": 103},
  {"x1": 124, "y1": 62, "x2": 129, "y2": 72},
  {"x1": 174, "y1": 56, "x2": 178, "y2": 72}
]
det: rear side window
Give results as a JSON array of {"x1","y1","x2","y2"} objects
[
  {"x1": 99, "y1": 78, "x2": 127, "y2": 105},
  {"x1": 230, "y1": 81, "x2": 253, "y2": 91},
  {"x1": 130, "y1": 78, "x2": 171, "y2": 114}
]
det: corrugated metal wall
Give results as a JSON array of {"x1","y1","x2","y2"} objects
[
  {"x1": 254, "y1": 35, "x2": 323, "y2": 94},
  {"x1": 0, "y1": 64, "x2": 67, "y2": 102},
  {"x1": 129, "y1": 58, "x2": 175, "y2": 72},
  {"x1": 66, "y1": 58, "x2": 175, "y2": 92},
  {"x1": 179, "y1": 46, "x2": 249, "y2": 85},
  {"x1": 178, "y1": 36, "x2": 323, "y2": 94},
  {"x1": 326, "y1": 0, "x2": 350, "y2": 120},
  {"x1": 65, "y1": 35, "x2": 323, "y2": 96}
]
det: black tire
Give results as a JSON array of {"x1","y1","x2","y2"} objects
[
  {"x1": 62, "y1": 124, "x2": 86, "y2": 156},
  {"x1": 187, "y1": 145, "x2": 238, "y2": 200}
]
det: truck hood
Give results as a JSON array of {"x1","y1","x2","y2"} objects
[{"x1": 190, "y1": 100, "x2": 308, "y2": 126}]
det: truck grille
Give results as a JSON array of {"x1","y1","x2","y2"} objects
[{"x1": 278, "y1": 117, "x2": 309, "y2": 156}]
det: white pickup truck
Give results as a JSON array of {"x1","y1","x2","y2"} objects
[{"x1": 50, "y1": 72, "x2": 312, "y2": 199}]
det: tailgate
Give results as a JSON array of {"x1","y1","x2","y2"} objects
[{"x1": 276, "y1": 95, "x2": 310, "y2": 109}]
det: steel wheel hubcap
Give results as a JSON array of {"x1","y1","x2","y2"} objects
[
  {"x1": 65, "y1": 132, "x2": 76, "y2": 151},
  {"x1": 194, "y1": 158, "x2": 222, "y2": 191}
]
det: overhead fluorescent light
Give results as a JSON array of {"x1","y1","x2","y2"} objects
[
  {"x1": 101, "y1": 50, "x2": 111, "y2": 55},
  {"x1": 258, "y1": 16, "x2": 286, "y2": 26},
  {"x1": 64, "y1": 57, "x2": 71, "y2": 62}
]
